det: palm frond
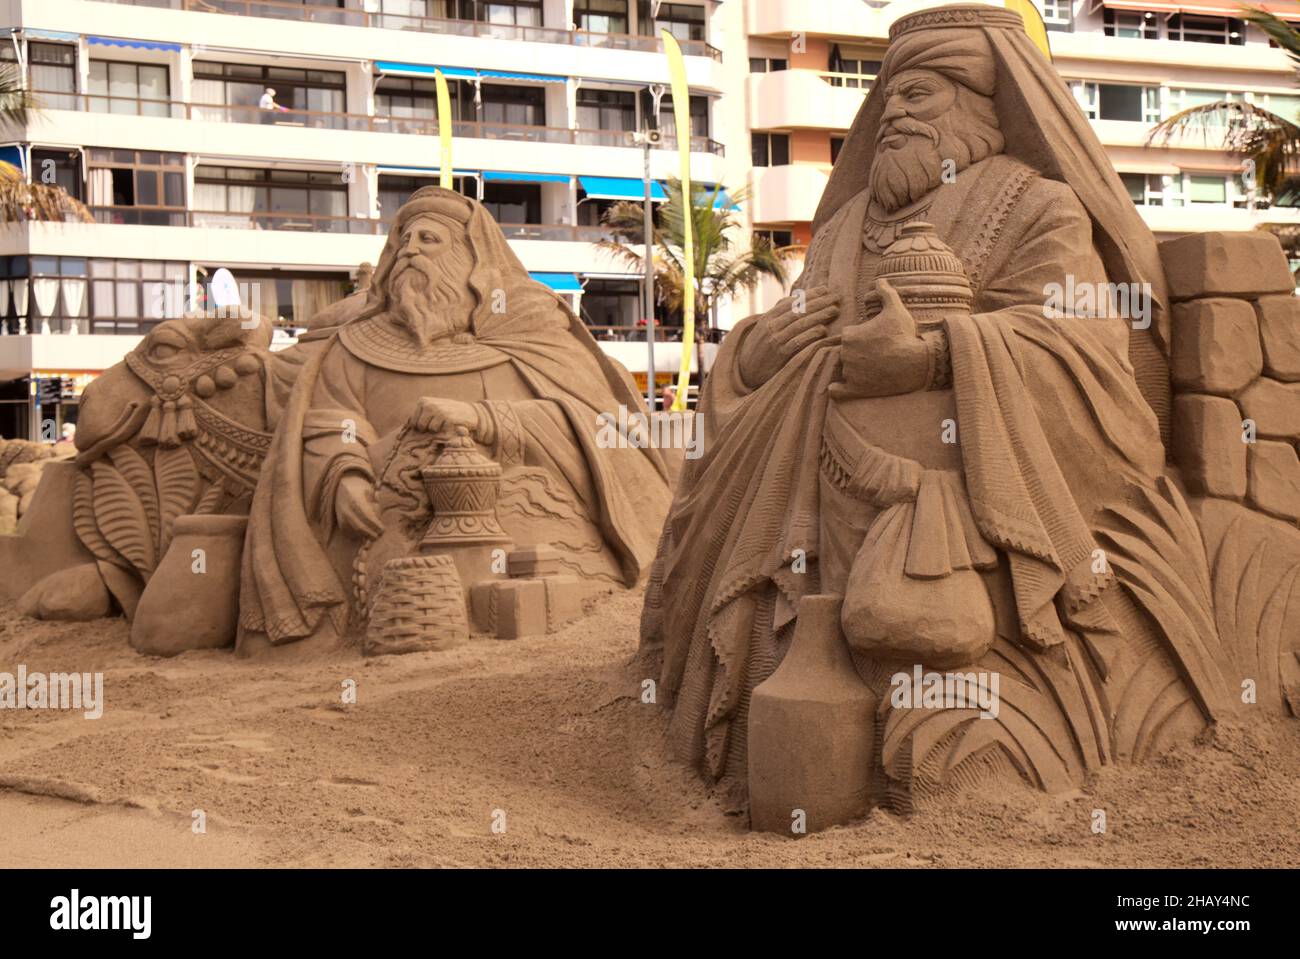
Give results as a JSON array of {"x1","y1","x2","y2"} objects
[
  {"x1": 1148, "y1": 99, "x2": 1300, "y2": 197},
  {"x1": 0, "y1": 65, "x2": 35, "y2": 128},
  {"x1": 0, "y1": 179, "x2": 94, "y2": 224}
]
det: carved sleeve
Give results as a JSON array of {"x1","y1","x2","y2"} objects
[{"x1": 476, "y1": 399, "x2": 526, "y2": 468}]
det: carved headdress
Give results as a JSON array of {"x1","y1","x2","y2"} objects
[{"x1": 815, "y1": 4, "x2": 1171, "y2": 362}]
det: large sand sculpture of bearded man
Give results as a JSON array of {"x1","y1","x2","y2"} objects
[
  {"x1": 643, "y1": 4, "x2": 1251, "y2": 816},
  {"x1": 242, "y1": 187, "x2": 670, "y2": 651}
]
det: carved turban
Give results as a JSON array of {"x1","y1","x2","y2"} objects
[{"x1": 881, "y1": 26, "x2": 997, "y2": 97}]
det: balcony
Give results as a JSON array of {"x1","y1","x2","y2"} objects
[
  {"x1": 30, "y1": 91, "x2": 725, "y2": 156},
  {"x1": 749, "y1": 164, "x2": 830, "y2": 225},
  {"x1": 103, "y1": 0, "x2": 723, "y2": 60},
  {"x1": 748, "y1": 70, "x2": 871, "y2": 132}
]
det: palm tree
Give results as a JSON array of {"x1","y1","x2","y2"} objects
[
  {"x1": 1147, "y1": 8, "x2": 1300, "y2": 239},
  {"x1": 597, "y1": 178, "x2": 793, "y2": 330},
  {"x1": 0, "y1": 67, "x2": 92, "y2": 224}
]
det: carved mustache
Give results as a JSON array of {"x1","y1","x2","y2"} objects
[{"x1": 878, "y1": 116, "x2": 940, "y2": 146}]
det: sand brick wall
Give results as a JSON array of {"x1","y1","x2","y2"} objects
[{"x1": 1162, "y1": 232, "x2": 1300, "y2": 525}]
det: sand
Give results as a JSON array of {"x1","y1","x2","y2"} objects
[{"x1": 0, "y1": 588, "x2": 1297, "y2": 868}]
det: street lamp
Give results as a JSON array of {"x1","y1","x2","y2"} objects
[{"x1": 626, "y1": 126, "x2": 662, "y2": 411}]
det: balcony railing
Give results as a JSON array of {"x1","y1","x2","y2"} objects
[
  {"x1": 90, "y1": 207, "x2": 389, "y2": 233},
  {"x1": 819, "y1": 71, "x2": 876, "y2": 90},
  {"x1": 104, "y1": 0, "x2": 723, "y2": 60},
  {"x1": 35, "y1": 91, "x2": 726, "y2": 155}
]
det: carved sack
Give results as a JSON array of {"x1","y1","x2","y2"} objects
[{"x1": 838, "y1": 460, "x2": 998, "y2": 668}]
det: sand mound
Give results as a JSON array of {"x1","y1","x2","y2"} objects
[{"x1": 1, "y1": 590, "x2": 1296, "y2": 867}]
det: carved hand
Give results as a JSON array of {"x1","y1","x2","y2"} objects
[
  {"x1": 335, "y1": 472, "x2": 385, "y2": 540},
  {"x1": 838, "y1": 279, "x2": 933, "y2": 398},
  {"x1": 739, "y1": 286, "x2": 840, "y2": 387},
  {"x1": 411, "y1": 397, "x2": 481, "y2": 437}
]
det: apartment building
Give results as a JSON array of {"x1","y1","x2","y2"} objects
[
  {"x1": 4, "y1": 0, "x2": 1300, "y2": 437},
  {"x1": 738, "y1": 0, "x2": 1300, "y2": 311},
  {"x1": 0, "y1": 0, "x2": 728, "y2": 436}
]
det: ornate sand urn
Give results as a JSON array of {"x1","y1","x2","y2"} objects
[
  {"x1": 418, "y1": 426, "x2": 512, "y2": 600},
  {"x1": 861, "y1": 221, "x2": 972, "y2": 331},
  {"x1": 419, "y1": 426, "x2": 511, "y2": 549}
]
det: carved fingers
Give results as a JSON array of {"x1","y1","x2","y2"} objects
[
  {"x1": 771, "y1": 286, "x2": 839, "y2": 358},
  {"x1": 335, "y1": 472, "x2": 384, "y2": 540},
  {"x1": 411, "y1": 397, "x2": 480, "y2": 436}
]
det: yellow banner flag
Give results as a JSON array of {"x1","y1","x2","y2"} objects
[
  {"x1": 435, "y1": 69, "x2": 453, "y2": 188},
  {"x1": 1005, "y1": 0, "x2": 1052, "y2": 60},
  {"x1": 662, "y1": 30, "x2": 694, "y2": 413}
]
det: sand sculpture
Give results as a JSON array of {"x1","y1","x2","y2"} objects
[
  {"x1": 641, "y1": 4, "x2": 1300, "y2": 832},
  {"x1": 238, "y1": 187, "x2": 670, "y2": 653},
  {"x1": 3, "y1": 188, "x2": 669, "y2": 658}
]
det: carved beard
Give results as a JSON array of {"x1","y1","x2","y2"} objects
[
  {"x1": 868, "y1": 97, "x2": 1004, "y2": 212},
  {"x1": 387, "y1": 242, "x2": 475, "y2": 348}
]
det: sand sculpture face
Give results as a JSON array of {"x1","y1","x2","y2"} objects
[
  {"x1": 386, "y1": 213, "x2": 476, "y2": 347},
  {"x1": 640, "y1": 3, "x2": 1300, "y2": 833}
]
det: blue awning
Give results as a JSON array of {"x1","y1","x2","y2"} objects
[
  {"x1": 579, "y1": 176, "x2": 667, "y2": 202},
  {"x1": 483, "y1": 171, "x2": 570, "y2": 184},
  {"x1": 530, "y1": 272, "x2": 582, "y2": 292},
  {"x1": 0, "y1": 145, "x2": 23, "y2": 172},
  {"x1": 696, "y1": 186, "x2": 740, "y2": 210},
  {"x1": 375, "y1": 61, "x2": 477, "y2": 79},
  {"x1": 374, "y1": 62, "x2": 563, "y2": 83},
  {"x1": 478, "y1": 69, "x2": 565, "y2": 83},
  {"x1": 88, "y1": 36, "x2": 182, "y2": 52},
  {"x1": 23, "y1": 29, "x2": 78, "y2": 42}
]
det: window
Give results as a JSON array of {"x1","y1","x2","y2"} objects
[
  {"x1": 577, "y1": 88, "x2": 636, "y2": 132},
  {"x1": 207, "y1": 269, "x2": 351, "y2": 330},
  {"x1": 1103, "y1": 9, "x2": 1158, "y2": 40},
  {"x1": 480, "y1": 83, "x2": 545, "y2": 126},
  {"x1": 581, "y1": 278, "x2": 641, "y2": 329},
  {"x1": 753, "y1": 229, "x2": 794, "y2": 248},
  {"x1": 0, "y1": 255, "x2": 91, "y2": 335},
  {"x1": 748, "y1": 57, "x2": 788, "y2": 73},
  {"x1": 1168, "y1": 14, "x2": 1244, "y2": 45},
  {"x1": 89, "y1": 258, "x2": 189, "y2": 334},
  {"x1": 30, "y1": 149, "x2": 83, "y2": 202},
  {"x1": 374, "y1": 76, "x2": 470, "y2": 132},
  {"x1": 482, "y1": 183, "x2": 540, "y2": 224},
  {"x1": 86, "y1": 149, "x2": 185, "y2": 225},
  {"x1": 1262, "y1": 93, "x2": 1300, "y2": 122},
  {"x1": 644, "y1": 91, "x2": 709, "y2": 140},
  {"x1": 1042, "y1": 0, "x2": 1072, "y2": 32},
  {"x1": 88, "y1": 60, "x2": 171, "y2": 117},
  {"x1": 576, "y1": 0, "x2": 628, "y2": 34},
  {"x1": 829, "y1": 44, "x2": 882, "y2": 86},
  {"x1": 377, "y1": 174, "x2": 476, "y2": 222},
  {"x1": 830, "y1": 136, "x2": 845, "y2": 164},
  {"x1": 481, "y1": 0, "x2": 542, "y2": 25},
  {"x1": 28, "y1": 42, "x2": 77, "y2": 110},
  {"x1": 645, "y1": 2, "x2": 705, "y2": 42},
  {"x1": 751, "y1": 132, "x2": 790, "y2": 167},
  {"x1": 1074, "y1": 82, "x2": 1159, "y2": 123},
  {"x1": 192, "y1": 61, "x2": 347, "y2": 129},
  {"x1": 1120, "y1": 172, "x2": 1165, "y2": 207},
  {"x1": 1188, "y1": 174, "x2": 1229, "y2": 204},
  {"x1": 193, "y1": 165, "x2": 349, "y2": 231}
]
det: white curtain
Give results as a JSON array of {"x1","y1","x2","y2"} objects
[
  {"x1": 12, "y1": 278, "x2": 27, "y2": 334},
  {"x1": 0, "y1": 280, "x2": 7, "y2": 335},
  {"x1": 62, "y1": 278, "x2": 87, "y2": 334},
  {"x1": 88, "y1": 169, "x2": 114, "y2": 207},
  {"x1": 191, "y1": 79, "x2": 226, "y2": 122},
  {"x1": 33, "y1": 277, "x2": 61, "y2": 335}
]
